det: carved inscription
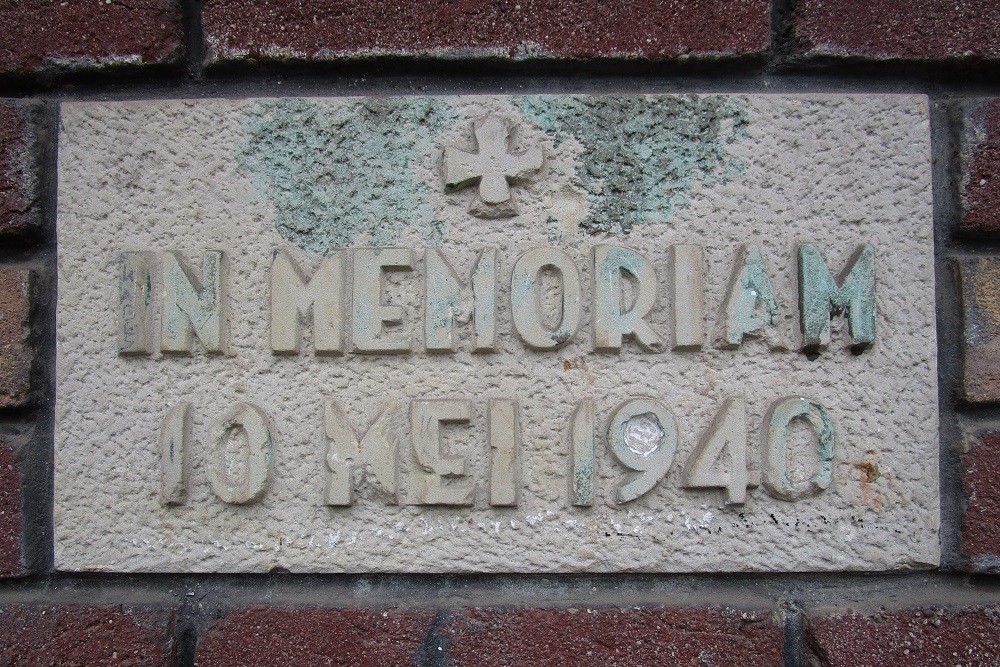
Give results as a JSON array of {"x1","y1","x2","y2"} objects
[
  {"x1": 158, "y1": 394, "x2": 835, "y2": 509},
  {"x1": 55, "y1": 94, "x2": 940, "y2": 574},
  {"x1": 120, "y1": 244, "x2": 876, "y2": 357},
  {"x1": 125, "y1": 242, "x2": 869, "y2": 509}
]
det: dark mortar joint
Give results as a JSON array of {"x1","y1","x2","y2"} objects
[{"x1": 181, "y1": 0, "x2": 205, "y2": 79}]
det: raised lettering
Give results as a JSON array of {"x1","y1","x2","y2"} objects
[
  {"x1": 606, "y1": 398, "x2": 678, "y2": 503},
  {"x1": 798, "y1": 244, "x2": 876, "y2": 350},
  {"x1": 670, "y1": 244, "x2": 705, "y2": 350},
  {"x1": 488, "y1": 399, "x2": 519, "y2": 506},
  {"x1": 118, "y1": 251, "x2": 153, "y2": 355},
  {"x1": 569, "y1": 398, "x2": 596, "y2": 507},
  {"x1": 159, "y1": 403, "x2": 189, "y2": 506},
  {"x1": 720, "y1": 245, "x2": 780, "y2": 348},
  {"x1": 160, "y1": 251, "x2": 226, "y2": 354},
  {"x1": 593, "y1": 245, "x2": 662, "y2": 351},
  {"x1": 323, "y1": 400, "x2": 400, "y2": 505},
  {"x1": 352, "y1": 248, "x2": 414, "y2": 353},
  {"x1": 682, "y1": 397, "x2": 756, "y2": 504},
  {"x1": 270, "y1": 249, "x2": 345, "y2": 355},
  {"x1": 424, "y1": 248, "x2": 498, "y2": 352},
  {"x1": 762, "y1": 396, "x2": 835, "y2": 501},
  {"x1": 207, "y1": 403, "x2": 273, "y2": 505},
  {"x1": 511, "y1": 247, "x2": 582, "y2": 349},
  {"x1": 408, "y1": 399, "x2": 474, "y2": 505}
]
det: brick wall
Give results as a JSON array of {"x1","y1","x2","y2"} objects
[{"x1": 2, "y1": 1, "x2": 999, "y2": 664}]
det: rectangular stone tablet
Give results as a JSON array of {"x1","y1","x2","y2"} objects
[{"x1": 55, "y1": 94, "x2": 939, "y2": 572}]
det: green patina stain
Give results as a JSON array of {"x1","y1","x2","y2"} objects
[
  {"x1": 237, "y1": 97, "x2": 458, "y2": 254},
  {"x1": 515, "y1": 95, "x2": 749, "y2": 235},
  {"x1": 573, "y1": 459, "x2": 594, "y2": 503}
]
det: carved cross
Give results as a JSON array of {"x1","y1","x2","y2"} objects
[{"x1": 443, "y1": 115, "x2": 543, "y2": 216}]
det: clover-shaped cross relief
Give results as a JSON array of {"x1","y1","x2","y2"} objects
[{"x1": 443, "y1": 114, "x2": 544, "y2": 218}]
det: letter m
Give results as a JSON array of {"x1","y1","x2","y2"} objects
[{"x1": 798, "y1": 244, "x2": 876, "y2": 351}]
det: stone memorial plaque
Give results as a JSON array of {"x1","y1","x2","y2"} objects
[{"x1": 56, "y1": 94, "x2": 939, "y2": 572}]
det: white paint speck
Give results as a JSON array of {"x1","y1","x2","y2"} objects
[{"x1": 623, "y1": 413, "x2": 664, "y2": 457}]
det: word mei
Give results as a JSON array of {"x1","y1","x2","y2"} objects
[{"x1": 117, "y1": 244, "x2": 876, "y2": 357}]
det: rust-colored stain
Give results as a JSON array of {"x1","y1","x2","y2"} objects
[
  {"x1": 853, "y1": 460, "x2": 883, "y2": 508},
  {"x1": 562, "y1": 359, "x2": 572, "y2": 371}
]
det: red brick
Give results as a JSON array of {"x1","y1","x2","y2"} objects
[
  {"x1": 0, "y1": 442, "x2": 22, "y2": 577},
  {"x1": 794, "y1": 0, "x2": 1000, "y2": 61},
  {"x1": 203, "y1": 0, "x2": 769, "y2": 64},
  {"x1": 962, "y1": 100, "x2": 1000, "y2": 235},
  {"x1": 443, "y1": 606, "x2": 783, "y2": 667},
  {"x1": 0, "y1": 0, "x2": 183, "y2": 77},
  {"x1": 962, "y1": 431, "x2": 1000, "y2": 572},
  {"x1": 194, "y1": 607, "x2": 437, "y2": 666},
  {"x1": 0, "y1": 269, "x2": 31, "y2": 408},
  {"x1": 958, "y1": 257, "x2": 1000, "y2": 403},
  {"x1": 0, "y1": 605, "x2": 175, "y2": 666},
  {"x1": 807, "y1": 608, "x2": 1000, "y2": 667},
  {"x1": 0, "y1": 101, "x2": 41, "y2": 238}
]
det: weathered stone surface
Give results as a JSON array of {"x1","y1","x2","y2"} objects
[
  {"x1": 203, "y1": 0, "x2": 769, "y2": 63},
  {"x1": 0, "y1": 0, "x2": 183, "y2": 77},
  {"x1": 0, "y1": 605, "x2": 175, "y2": 666},
  {"x1": 958, "y1": 257, "x2": 1000, "y2": 403},
  {"x1": 444, "y1": 607, "x2": 783, "y2": 666},
  {"x1": 961, "y1": 99, "x2": 1000, "y2": 235},
  {"x1": 55, "y1": 94, "x2": 938, "y2": 573},
  {"x1": 794, "y1": 0, "x2": 1000, "y2": 60},
  {"x1": 0, "y1": 268, "x2": 31, "y2": 408},
  {"x1": 0, "y1": 101, "x2": 42, "y2": 238},
  {"x1": 194, "y1": 607, "x2": 435, "y2": 666},
  {"x1": 962, "y1": 431, "x2": 1000, "y2": 572},
  {"x1": 807, "y1": 608, "x2": 1000, "y2": 667},
  {"x1": 0, "y1": 442, "x2": 23, "y2": 577}
]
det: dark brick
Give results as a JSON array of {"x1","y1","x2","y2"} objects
[
  {"x1": 0, "y1": 268, "x2": 31, "y2": 408},
  {"x1": 794, "y1": 0, "x2": 1000, "y2": 61},
  {"x1": 962, "y1": 431, "x2": 1000, "y2": 572},
  {"x1": 961, "y1": 100, "x2": 1000, "y2": 235},
  {"x1": 203, "y1": 0, "x2": 769, "y2": 64},
  {"x1": 0, "y1": 0, "x2": 184, "y2": 77},
  {"x1": 807, "y1": 608, "x2": 1000, "y2": 666},
  {"x1": 194, "y1": 607, "x2": 437, "y2": 666},
  {"x1": 443, "y1": 606, "x2": 783, "y2": 666},
  {"x1": 0, "y1": 442, "x2": 22, "y2": 577},
  {"x1": 0, "y1": 101, "x2": 42, "y2": 238},
  {"x1": 0, "y1": 605, "x2": 176, "y2": 666}
]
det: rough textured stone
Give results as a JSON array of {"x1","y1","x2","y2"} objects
[
  {"x1": 203, "y1": 0, "x2": 769, "y2": 63},
  {"x1": 807, "y1": 608, "x2": 1000, "y2": 666},
  {"x1": 55, "y1": 95, "x2": 938, "y2": 573},
  {"x1": 0, "y1": 442, "x2": 23, "y2": 577},
  {"x1": 794, "y1": 0, "x2": 1000, "y2": 60},
  {"x1": 961, "y1": 100, "x2": 1000, "y2": 235},
  {"x1": 0, "y1": 269, "x2": 31, "y2": 408},
  {"x1": 0, "y1": 101, "x2": 42, "y2": 238},
  {"x1": 194, "y1": 607, "x2": 435, "y2": 666},
  {"x1": 0, "y1": 605, "x2": 175, "y2": 666},
  {"x1": 958, "y1": 258, "x2": 1000, "y2": 403},
  {"x1": 962, "y1": 431, "x2": 1000, "y2": 572},
  {"x1": 444, "y1": 606, "x2": 783, "y2": 666},
  {"x1": 0, "y1": 0, "x2": 183, "y2": 77}
]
